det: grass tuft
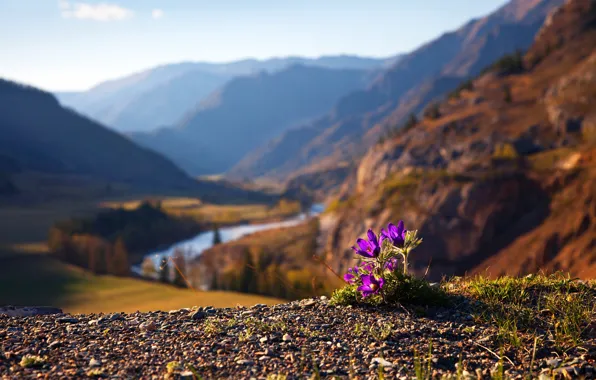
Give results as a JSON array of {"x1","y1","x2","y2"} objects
[
  {"x1": 330, "y1": 273, "x2": 449, "y2": 308},
  {"x1": 19, "y1": 354, "x2": 46, "y2": 368},
  {"x1": 451, "y1": 273, "x2": 596, "y2": 350}
]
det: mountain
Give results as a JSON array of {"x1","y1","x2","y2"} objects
[
  {"x1": 318, "y1": 0, "x2": 596, "y2": 281},
  {"x1": 130, "y1": 64, "x2": 371, "y2": 175},
  {"x1": 229, "y1": 0, "x2": 565, "y2": 182},
  {"x1": 56, "y1": 55, "x2": 396, "y2": 133},
  {"x1": 0, "y1": 78, "x2": 275, "y2": 203}
]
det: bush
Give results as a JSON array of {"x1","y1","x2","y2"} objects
[
  {"x1": 482, "y1": 50, "x2": 525, "y2": 76},
  {"x1": 423, "y1": 102, "x2": 441, "y2": 120}
]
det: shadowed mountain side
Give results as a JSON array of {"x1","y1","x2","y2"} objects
[
  {"x1": 130, "y1": 65, "x2": 371, "y2": 175},
  {"x1": 0, "y1": 79, "x2": 193, "y2": 189}
]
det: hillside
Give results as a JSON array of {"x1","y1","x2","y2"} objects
[
  {"x1": 229, "y1": 0, "x2": 564, "y2": 182},
  {"x1": 0, "y1": 79, "x2": 195, "y2": 191},
  {"x1": 131, "y1": 65, "x2": 370, "y2": 175},
  {"x1": 56, "y1": 55, "x2": 395, "y2": 133},
  {"x1": 319, "y1": 0, "x2": 596, "y2": 281}
]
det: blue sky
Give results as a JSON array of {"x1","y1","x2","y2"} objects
[{"x1": 0, "y1": 0, "x2": 508, "y2": 92}]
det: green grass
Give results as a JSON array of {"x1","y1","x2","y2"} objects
[{"x1": 449, "y1": 273, "x2": 596, "y2": 350}]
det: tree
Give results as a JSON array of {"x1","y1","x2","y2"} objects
[
  {"x1": 212, "y1": 225, "x2": 222, "y2": 245},
  {"x1": 239, "y1": 249, "x2": 258, "y2": 294},
  {"x1": 141, "y1": 257, "x2": 157, "y2": 278},
  {"x1": 110, "y1": 238, "x2": 130, "y2": 276},
  {"x1": 87, "y1": 236, "x2": 107, "y2": 275},
  {"x1": 209, "y1": 273, "x2": 219, "y2": 290},
  {"x1": 423, "y1": 102, "x2": 441, "y2": 120},
  {"x1": 172, "y1": 249, "x2": 188, "y2": 288},
  {"x1": 402, "y1": 113, "x2": 419, "y2": 133},
  {"x1": 503, "y1": 85, "x2": 513, "y2": 103},
  {"x1": 158, "y1": 256, "x2": 170, "y2": 283}
]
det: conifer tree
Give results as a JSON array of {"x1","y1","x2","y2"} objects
[
  {"x1": 158, "y1": 256, "x2": 170, "y2": 283},
  {"x1": 212, "y1": 225, "x2": 222, "y2": 245},
  {"x1": 111, "y1": 238, "x2": 130, "y2": 276}
]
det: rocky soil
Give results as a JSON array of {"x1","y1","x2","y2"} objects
[{"x1": 1, "y1": 298, "x2": 594, "y2": 379}]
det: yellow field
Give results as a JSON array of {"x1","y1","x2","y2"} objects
[
  {"x1": 0, "y1": 245, "x2": 282, "y2": 314},
  {"x1": 0, "y1": 196, "x2": 288, "y2": 313},
  {"x1": 102, "y1": 197, "x2": 301, "y2": 225}
]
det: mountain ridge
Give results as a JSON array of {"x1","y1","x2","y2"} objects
[
  {"x1": 229, "y1": 0, "x2": 565, "y2": 182},
  {"x1": 56, "y1": 55, "x2": 399, "y2": 133}
]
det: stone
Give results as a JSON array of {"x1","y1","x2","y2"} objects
[
  {"x1": 282, "y1": 334, "x2": 292, "y2": 342},
  {"x1": 139, "y1": 321, "x2": 157, "y2": 332},
  {"x1": 0, "y1": 306, "x2": 63, "y2": 317},
  {"x1": 235, "y1": 359, "x2": 254, "y2": 365},
  {"x1": 179, "y1": 371, "x2": 195, "y2": 380},
  {"x1": 190, "y1": 311, "x2": 207, "y2": 321},
  {"x1": 300, "y1": 299, "x2": 317, "y2": 308},
  {"x1": 57, "y1": 317, "x2": 79, "y2": 324},
  {"x1": 371, "y1": 357, "x2": 394, "y2": 367},
  {"x1": 89, "y1": 358, "x2": 101, "y2": 367}
]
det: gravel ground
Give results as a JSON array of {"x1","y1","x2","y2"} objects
[{"x1": 1, "y1": 298, "x2": 594, "y2": 379}]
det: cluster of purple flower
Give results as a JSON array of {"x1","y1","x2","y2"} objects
[{"x1": 342, "y1": 221, "x2": 422, "y2": 299}]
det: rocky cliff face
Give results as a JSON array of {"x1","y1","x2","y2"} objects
[{"x1": 320, "y1": 0, "x2": 596, "y2": 281}]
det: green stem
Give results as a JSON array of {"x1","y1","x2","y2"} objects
[{"x1": 402, "y1": 248, "x2": 409, "y2": 275}]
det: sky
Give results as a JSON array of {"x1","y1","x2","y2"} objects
[{"x1": 0, "y1": 0, "x2": 509, "y2": 92}]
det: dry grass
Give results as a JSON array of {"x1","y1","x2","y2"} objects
[
  {"x1": 102, "y1": 197, "x2": 301, "y2": 226},
  {"x1": 0, "y1": 244, "x2": 282, "y2": 314}
]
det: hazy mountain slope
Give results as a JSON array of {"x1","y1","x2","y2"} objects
[
  {"x1": 0, "y1": 79, "x2": 195, "y2": 190},
  {"x1": 56, "y1": 55, "x2": 395, "y2": 133},
  {"x1": 320, "y1": 0, "x2": 596, "y2": 281},
  {"x1": 230, "y1": 0, "x2": 564, "y2": 181},
  {"x1": 106, "y1": 70, "x2": 229, "y2": 132},
  {"x1": 131, "y1": 65, "x2": 370, "y2": 175}
]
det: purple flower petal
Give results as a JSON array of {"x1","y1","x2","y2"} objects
[
  {"x1": 356, "y1": 238, "x2": 370, "y2": 252},
  {"x1": 367, "y1": 229, "x2": 378, "y2": 246}
]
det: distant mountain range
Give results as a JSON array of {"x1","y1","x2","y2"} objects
[
  {"x1": 228, "y1": 0, "x2": 565, "y2": 182},
  {"x1": 55, "y1": 55, "x2": 397, "y2": 133},
  {"x1": 0, "y1": 79, "x2": 273, "y2": 203},
  {"x1": 130, "y1": 64, "x2": 372, "y2": 175}
]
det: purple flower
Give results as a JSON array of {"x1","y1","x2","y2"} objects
[
  {"x1": 385, "y1": 257, "x2": 398, "y2": 272},
  {"x1": 343, "y1": 272, "x2": 356, "y2": 284},
  {"x1": 351, "y1": 229, "x2": 381, "y2": 258},
  {"x1": 357, "y1": 274, "x2": 384, "y2": 298},
  {"x1": 380, "y1": 221, "x2": 407, "y2": 248}
]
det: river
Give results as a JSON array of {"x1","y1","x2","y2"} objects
[{"x1": 132, "y1": 203, "x2": 324, "y2": 276}]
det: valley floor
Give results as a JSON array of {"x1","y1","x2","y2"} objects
[{"x1": 0, "y1": 195, "x2": 289, "y2": 314}]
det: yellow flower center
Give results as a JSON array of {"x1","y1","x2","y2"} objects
[{"x1": 369, "y1": 283, "x2": 378, "y2": 291}]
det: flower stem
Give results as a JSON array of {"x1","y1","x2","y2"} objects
[{"x1": 402, "y1": 248, "x2": 409, "y2": 275}]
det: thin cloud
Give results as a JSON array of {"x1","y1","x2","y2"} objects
[
  {"x1": 59, "y1": 1, "x2": 134, "y2": 22},
  {"x1": 152, "y1": 9, "x2": 164, "y2": 20}
]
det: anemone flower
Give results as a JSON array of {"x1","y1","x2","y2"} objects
[
  {"x1": 380, "y1": 221, "x2": 407, "y2": 248},
  {"x1": 351, "y1": 229, "x2": 381, "y2": 258},
  {"x1": 343, "y1": 272, "x2": 356, "y2": 284},
  {"x1": 357, "y1": 274, "x2": 384, "y2": 298},
  {"x1": 385, "y1": 257, "x2": 398, "y2": 272}
]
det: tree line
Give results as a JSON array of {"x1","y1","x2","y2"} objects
[{"x1": 48, "y1": 201, "x2": 203, "y2": 276}]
